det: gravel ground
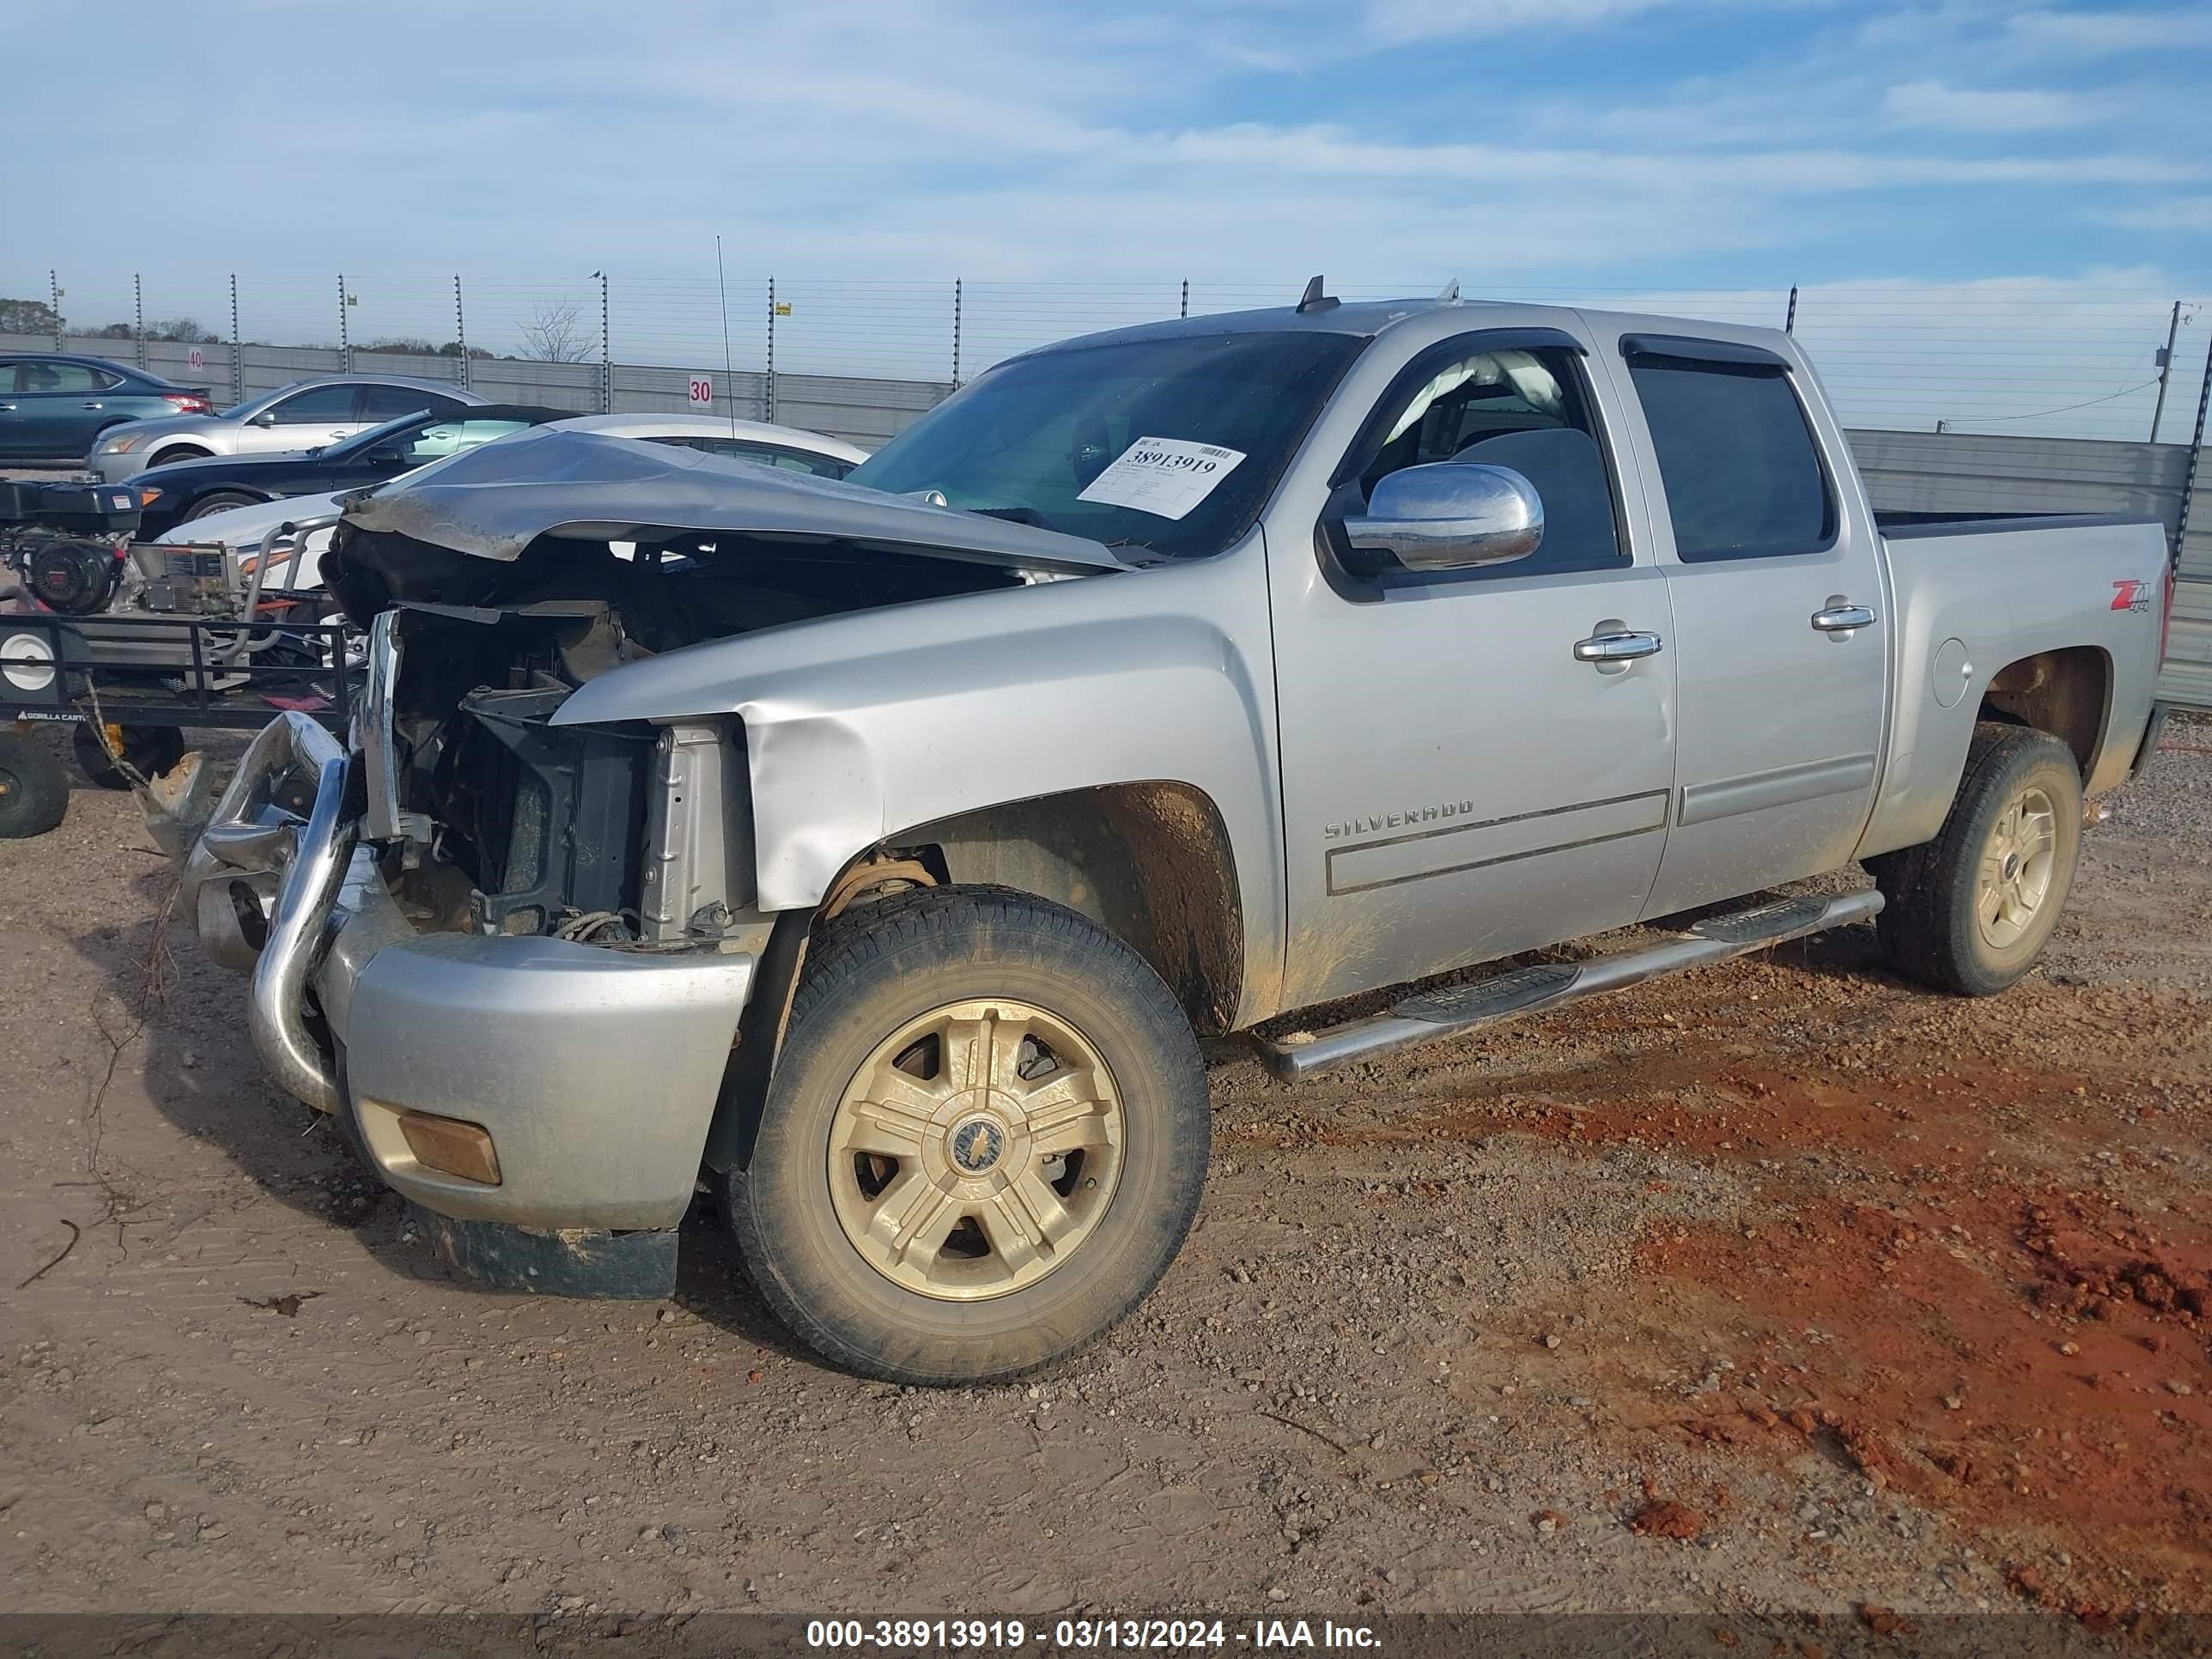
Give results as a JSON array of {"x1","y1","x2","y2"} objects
[{"x1": 1, "y1": 717, "x2": 2207, "y2": 1631}]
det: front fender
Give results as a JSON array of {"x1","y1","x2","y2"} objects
[{"x1": 551, "y1": 555, "x2": 1285, "y2": 1006}]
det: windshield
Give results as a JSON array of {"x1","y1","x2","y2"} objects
[
  {"x1": 324, "y1": 410, "x2": 538, "y2": 465},
  {"x1": 848, "y1": 331, "x2": 1364, "y2": 560},
  {"x1": 324, "y1": 410, "x2": 434, "y2": 456}
]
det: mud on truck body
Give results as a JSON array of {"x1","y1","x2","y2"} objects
[{"x1": 149, "y1": 291, "x2": 2174, "y2": 1383}]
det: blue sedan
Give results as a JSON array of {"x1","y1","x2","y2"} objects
[{"x1": 0, "y1": 353, "x2": 214, "y2": 463}]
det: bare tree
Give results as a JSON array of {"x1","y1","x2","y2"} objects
[
  {"x1": 148, "y1": 316, "x2": 219, "y2": 343},
  {"x1": 516, "y1": 299, "x2": 593, "y2": 363}
]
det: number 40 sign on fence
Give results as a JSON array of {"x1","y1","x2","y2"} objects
[{"x1": 688, "y1": 375, "x2": 714, "y2": 410}]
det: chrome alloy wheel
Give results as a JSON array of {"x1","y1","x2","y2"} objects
[
  {"x1": 827, "y1": 1000, "x2": 1126, "y2": 1300},
  {"x1": 1976, "y1": 784, "x2": 2059, "y2": 951}
]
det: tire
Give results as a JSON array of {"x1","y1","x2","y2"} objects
[
  {"x1": 183, "y1": 491, "x2": 262, "y2": 521},
  {"x1": 72, "y1": 721, "x2": 185, "y2": 790},
  {"x1": 1873, "y1": 722, "x2": 2083, "y2": 996},
  {"x1": 0, "y1": 732, "x2": 69, "y2": 840},
  {"x1": 148, "y1": 446, "x2": 211, "y2": 468},
  {"x1": 727, "y1": 884, "x2": 1210, "y2": 1385}
]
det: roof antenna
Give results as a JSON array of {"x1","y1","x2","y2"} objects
[
  {"x1": 1436, "y1": 277, "x2": 1462, "y2": 303},
  {"x1": 1297, "y1": 274, "x2": 1340, "y2": 314}
]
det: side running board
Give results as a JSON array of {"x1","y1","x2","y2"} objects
[{"x1": 1255, "y1": 890, "x2": 1883, "y2": 1083}]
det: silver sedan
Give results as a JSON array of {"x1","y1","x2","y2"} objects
[{"x1": 87, "y1": 375, "x2": 488, "y2": 482}]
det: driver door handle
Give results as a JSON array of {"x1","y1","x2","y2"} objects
[
  {"x1": 82, "y1": 401, "x2": 105, "y2": 410},
  {"x1": 1573, "y1": 629, "x2": 1664, "y2": 663},
  {"x1": 1812, "y1": 602, "x2": 1877, "y2": 633}
]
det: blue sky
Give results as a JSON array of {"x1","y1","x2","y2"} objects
[
  {"x1": 7, "y1": 0, "x2": 2210, "y2": 431},
  {"x1": 9, "y1": 0, "x2": 2208, "y2": 284}
]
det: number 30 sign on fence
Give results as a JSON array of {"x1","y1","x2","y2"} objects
[{"x1": 688, "y1": 375, "x2": 714, "y2": 410}]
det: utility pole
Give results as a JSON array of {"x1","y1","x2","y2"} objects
[
  {"x1": 48, "y1": 270, "x2": 63, "y2": 349},
  {"x1": 1785, "y1": 285, "x2": 1798, "y2": 334},
  {"x1": 1181, "y1": 278, "x2": 1189, "y2": 319},
  {"x1": 229, "y1": 274, "x2": 243, "y2": 404},
  {"x1": 951, "y1": 279, "x2": 963, "y2": 386},
  {"x1": 767, "y1": 276, "x2": 778, "y2": 423},
  {"x1": 134, "y1": 273, "x2": 146, "y2": 369},
  {"x1": 337, "y1": 274, "x2": 351, "y2": 374},
  {"x1": 2150, "y1": 300, "x2": 2184, "y2": 443}
]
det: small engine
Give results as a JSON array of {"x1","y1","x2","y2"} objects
[
  {"x1": 0, "y1": 481, "x2": 143, "y2": 617},
  {"x1": 26, "y1": 537, "x2": 127, "y2": 614}
]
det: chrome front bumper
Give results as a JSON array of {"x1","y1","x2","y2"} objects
[{"x1": 155, "y1": 711, "x2": 757, "y2": 1231}]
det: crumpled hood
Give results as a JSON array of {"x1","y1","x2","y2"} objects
[{"x1": 339, "y1": 428, "x2": 1132, "y2": 575}]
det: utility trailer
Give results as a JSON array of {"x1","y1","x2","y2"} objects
[{"x1": 0, "y1": 604, "x2": 359, "y2": 839}]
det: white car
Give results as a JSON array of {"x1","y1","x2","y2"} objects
[{"x1": 152, "y1": 413, "x2": 872, "y2": 588}]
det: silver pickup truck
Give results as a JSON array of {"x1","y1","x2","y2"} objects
[{"x1": 149, "y1": 287, "x2": 2174, "y2": 1384}]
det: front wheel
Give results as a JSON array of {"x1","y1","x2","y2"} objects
[
  {"x1": 726, "y1": 885, "x2": 1210, "y2": 1385},
  {"x1": 1873, "y1": 722, "x2": 2083, "y2": 995}
]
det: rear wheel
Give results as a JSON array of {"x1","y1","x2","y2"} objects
[
  {"x1": 183, "y1": 491, "x2": 261, "y2": 521},
  {"x1": 72, "y1": 722, "x2": 185, "y2": 790},
  {"x1": 1873, "y1": 723, "x2": 2083, "y2": 995},
  {"x1": 726, "y1": 885, "x2": 1211, "y2": 1384},
  {"x1": 0, "y1": 732, "x2": 68, "y2": 839}
]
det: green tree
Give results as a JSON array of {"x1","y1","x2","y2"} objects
[{"x1": 0, "y1": 297, "x2": 63, "y2": 335}]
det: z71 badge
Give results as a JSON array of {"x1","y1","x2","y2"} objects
[{"x1": 2112, "y1": 578, "x2": 2153, "y2": 613}]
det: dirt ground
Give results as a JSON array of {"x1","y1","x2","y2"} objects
[{"x1": 2, "y1": 720, "x2": 2208, "y2": 1629}]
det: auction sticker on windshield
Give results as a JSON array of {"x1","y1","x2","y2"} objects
[{"x1": 1077, "y1": 436, "x2": 1246, "y2": 520}]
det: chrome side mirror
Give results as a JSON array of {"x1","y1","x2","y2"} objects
[
  {"x1": 1341, "y1": 462, "x2": 1544, "y2": 574},
  {"x1": 250, "y1": 410, "x2": 277, "y2": 428}
]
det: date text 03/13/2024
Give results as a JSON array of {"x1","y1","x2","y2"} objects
[{"x1": 804, "y1": 1619, "x2": 1382, "y2": 1650}]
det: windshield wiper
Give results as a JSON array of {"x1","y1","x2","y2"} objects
[{"x1": 969, "y1": 504, "x2": 1048, "y2": 526}]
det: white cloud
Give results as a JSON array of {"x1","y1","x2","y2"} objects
[
  {"x1": 2090, "y1": 194, "x2": 2212, "y2": 233},
  {"x1": 2007, "y1": 7, "x2": 2212, "y2": 56},
  {"x1": 1364, "y1": 0, "x2": 1668, "y2": 44},
  {"x1": 1883, "y1": 78, "x2": 2111, "y2": 132}
]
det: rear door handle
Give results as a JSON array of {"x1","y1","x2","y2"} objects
[
  {"x1": 1811, "y1": 602, "x2": 1877, "y2": 634},
  {"x1": 1573, "y1": 629, "x2": 1664, "y2": 663},
  {"x1": 82, "y1": 401, "x2": 104, "y2": 410}
]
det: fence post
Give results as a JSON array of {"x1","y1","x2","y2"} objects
[
  {"x1": 454, "y1": 274, "x2": 470, "y2": 390},
  {"x1": 2150, "y1": 300, "x2": 2183, "y2": 444},
  {"x1": 134, "y1": 273, "x2": 146, "y2": 369},
  {"x1": 337, "y1": 274, "x2": 351, "y2": 374},
  {"x1": 952, "y1": 279, "x2": 963, "y2": 386},
  {"x1": 1181, "y1": 278, "x2": 1189, "y2": 319},
  {"x1": 49, "y1": 270, "x2": 63, "y2": 349},
  {"x1": 598, "y1": 271, "x2": 611, "y2": 414},
  {"x1": 767, "y1": 276, "x2": 778, "y2": 423},
  {"x1": 229, "y1": 274, "x2": 242, "y2": 404},
  {"x1": 1785, "y1": 285, "x2": 1798, "y2": 334}
]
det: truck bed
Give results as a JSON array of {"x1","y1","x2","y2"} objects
[{"x1": 1860, "y1": 512, "x2": 2170, "y2": 860}]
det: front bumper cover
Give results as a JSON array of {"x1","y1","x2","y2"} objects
[{"x1": 153, "y1": 711, "x2": 756, "y2": 1233}]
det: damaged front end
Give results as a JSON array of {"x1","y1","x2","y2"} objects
[{"x1": 146, "y1": 431, "x2": 1121, "y2": 1298}]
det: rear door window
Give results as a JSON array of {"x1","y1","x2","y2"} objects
[
  {"x1": 359, "y1": 384, "x2": 448, "y2": 422},
  {"x1": 15, "y1": 360, "x2": 102, "y2": 393},
  {"x1": 1626, "y1": 357, "x2": 1834, "y2": 562}
]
